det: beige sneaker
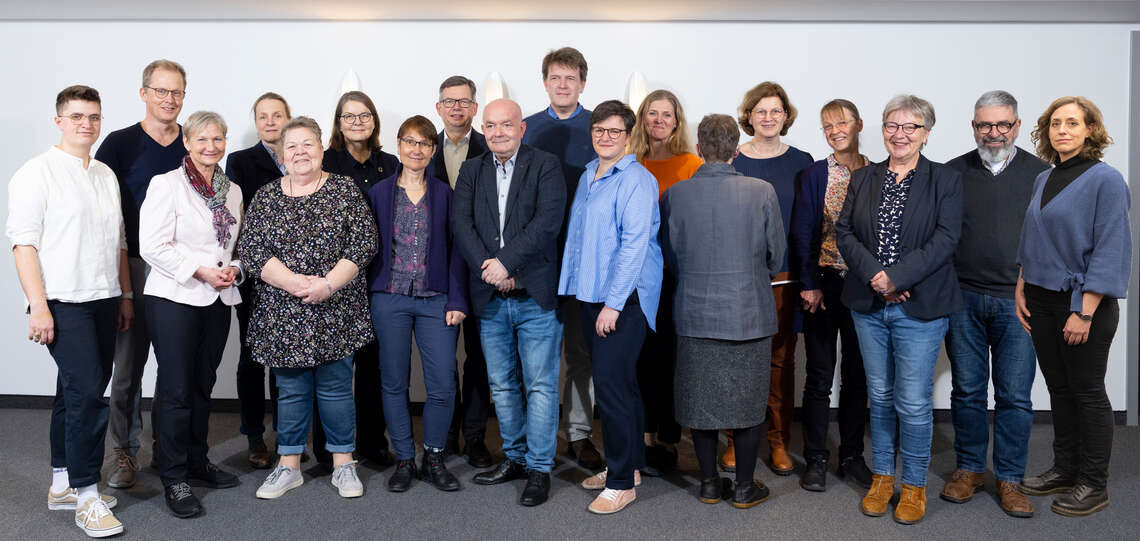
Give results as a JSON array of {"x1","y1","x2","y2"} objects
[
  {"x1": 580, "y1": 468, "x2": 641, "y2": 490},
  {"x1": 107, "y1": 449, "x2": 137, "y2": 489},
  {"x1": 588, "y1": 488, "x2": 637, "y2": 514},
  {"x1": 48, "y1": 488, "x2": 117, "y2": 511},
  {"x1": 75, "y1": 497, "x2": 124, "y2": 538}
]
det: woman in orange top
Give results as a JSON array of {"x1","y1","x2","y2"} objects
[{"x1": 628, "y1": 89, "x2": 701, "y2": 475}]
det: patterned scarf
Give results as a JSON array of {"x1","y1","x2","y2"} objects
[{"x1": 182, "y1": 155, "x2": 237, "y2": 247}]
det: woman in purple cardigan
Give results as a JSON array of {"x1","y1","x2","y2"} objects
[
  {"x1": 367, "y1": 116, "x2": 469, "y2": 494},
  {"x1": 1015, "y1": 96, "x2": 1131, "y2": 517}
]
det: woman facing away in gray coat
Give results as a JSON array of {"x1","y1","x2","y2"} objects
[{"x1": 660, "y1": 113, "x2": 785, "y2": 510}]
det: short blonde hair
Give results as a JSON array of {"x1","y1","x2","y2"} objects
[
  {"x1": 183, "y1": 111, "x2": 227, "y2": 140},
  {"x1": 1031, "y1": 96, "x2": 1113, "y2": 164},
  {"x1": 142, "y1": 59, "x2": 186, "y2": 88},
  {"x1": 281, "y1": 116, "x2": 322, "y2": 144}
]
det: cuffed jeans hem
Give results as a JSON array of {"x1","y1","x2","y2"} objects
[
  {"x1": 324, "y1": 443, "x2": 355, "y2": 454},
  {"x1": 277, "y1": 444, "x2": 308, "y2": 456},
  {"x1": 526, "y1": 464, "x2": 553, "y2": 474}
]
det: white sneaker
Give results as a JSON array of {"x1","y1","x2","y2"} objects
[
  {"x1": 256, "y1": 465, "x2": 304, "y2": 499},
  {"x1": 74, "y1": 497, "x2": 124, "y2": 538},
  {"x1": 581, "y1": 468, "x2": 641, "y2": 490},
  {"x1": 331, "y1": 461, "x2": 364, "y2": 498},
  {"x1": 48, "y1": 488, "x2": 117, "y2": 511}
]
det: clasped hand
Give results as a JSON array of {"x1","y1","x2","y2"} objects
[
  {"x1": 195, "y1": 266, "x2": 237, "y2": 290},
  {"x1": 481, "y1": 258, "x2": 514, "y2": 292},
  {"x1": 285, "y1": 273, "x2": 333, "y2": 304}
]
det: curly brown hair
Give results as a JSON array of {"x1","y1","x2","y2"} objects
[
  {"x1": 1031, "y1": 96, "x2": 1113, "y2": 163},
  {"x1": 737, "y1": 81, "x2": 797, "y2": 137}
]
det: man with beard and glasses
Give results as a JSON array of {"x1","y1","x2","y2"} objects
[{"x1": 941, "y1": 90, "x2": 1049, "y2": 517}]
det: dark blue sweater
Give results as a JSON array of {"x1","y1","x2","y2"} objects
[
  {"x1": 522, "y1": 106, "x2": 596, "y2": 199},
  {"x1": 94, "y1": 123, "x2": 187, "y2": 257},
  {"x1": 732, "y1": 146, "x2": 813, "y2": 274}
]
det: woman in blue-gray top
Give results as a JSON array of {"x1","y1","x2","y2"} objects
[{"x1": 1015, "y1": 96, "x2": 1131, "y2": 518}]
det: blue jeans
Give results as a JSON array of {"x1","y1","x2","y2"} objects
[
  {"x1": 945, "y1": 289, "x2": 1036, "y2": 482},
  {"x1": 480, "y1": 296, "x2": 563, "y2": 473},
  {"x1": 273, "y1": 354, "x2": 356, "y2": 456},
  {"x1": 852, "y1": 303, "x2": 948, "y2": 487},
  {"x1": 371, "y1": 292, "x2": 458, "y2": 460}
]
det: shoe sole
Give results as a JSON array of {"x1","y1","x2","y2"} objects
[
  {"x1": 1019, "y1": 485, "x2": 1074, "y2": 496},
  {"x1": 731, "y1": 494, "x2": 769, "y2": 509},
  {"x1": 168, "y1": 504, "x2": 202, "y2": 518},
  {"x1": 256, "y1": 477, "x2": 304, "y2": 499},
  {"x1": 861, "y1": 504, "x2": 888, "y2": 517},
  {"x1": 770, "y1": 465, "x2": 794, "y2": 476},
  {"x1": 893, "y1": 514, "x2": 923, "y2": 525},
  {"x1": 1051, "y1": 498, "x2": 1109, "y2": 517},
  {"x1": 588, "y1": 498, "x2": 636, "y2": 514},
  {"x1": 75, "y1": 522, "x2": 124, "y2": 538},
  {"x1": 800, "y1": 481, "x2": 826, "y2": 492},
  {"x1": 106, "y1": 479, "x2": 135, "y2": 489},
  {"x1": 699, "y1": 496, "x2": 722, "y2": 504},
  {"x1": 1002, "y1": 507, "x2": 1035, "y2": 518},
  {"x1": 50, "y1": 498, "x2": 118, "y2": 511},
  {"x1": 939, "y1": 485, "x2": 982, "y2": 504},
  {"x1": 336, "y1": 487, "x2": 364, "y2": 498}
]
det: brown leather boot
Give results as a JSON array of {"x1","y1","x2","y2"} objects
[
  {"x1": 719, "y1": 433, "x2": 736, "y2": 472},
  {"x1": 940, "y1": 469, "x2": 984, "y2": 503},
  {"x1": 769, "y1": 444, "x2": 793, "y2": 476},
  {"x1": 894, "y1": 484, "x2": 926, "y2": 524},
  {"x1": 998, "y1": 481, "x2": 1034, "y2": 518},
  {"x1": 861, "y1": 474, "x2": 895, "y2": 517}
]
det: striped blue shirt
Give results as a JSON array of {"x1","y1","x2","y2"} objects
[{"x1": 558, "y1": 154, "x2": 663, "y2": 330}]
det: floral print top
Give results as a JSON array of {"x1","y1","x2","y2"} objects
[
  {"x1": 386, "y1": 187, "x2": 439, "y2": 297},
  {"x1": 875, "y1": 168, "x2": 916, "y2": 267},
  {"x1": 818, "y1": 154, "x2": 861, "y2": 271},
  {"x1": 237, "y1": 173, "x2": 378, "y2": 368}
]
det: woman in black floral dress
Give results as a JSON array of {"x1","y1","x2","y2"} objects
[{"x1": 237, "y1": 117, "x2": 377, "y2": 500}]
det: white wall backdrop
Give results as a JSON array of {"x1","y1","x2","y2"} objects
[{"x1": 0, "y1": 20, "x2": 1134, "y2": 410}]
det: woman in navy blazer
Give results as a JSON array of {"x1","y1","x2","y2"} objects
[
  {"x1": 367, "y1": 116, "x2": 469, "y2": 494},
  {"x1": 835, "y1": 95, "x2": 962, "y2": 525}
]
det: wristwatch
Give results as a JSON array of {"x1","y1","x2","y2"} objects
[{"x1": 1075, "y1": 312, "x2": 1093, "y2": 322}]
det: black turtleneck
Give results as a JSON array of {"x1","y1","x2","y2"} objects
[{"x1": 1041, "y1": 155, "x2": 1098, "y2": 208}]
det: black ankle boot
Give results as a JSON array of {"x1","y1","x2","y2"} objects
[
  {"x1": 387, "y1": 459, "x2": 417, "y2": 492},
  {"x1": 420, "y1": 449, "x2": 461, "y2": 492}
]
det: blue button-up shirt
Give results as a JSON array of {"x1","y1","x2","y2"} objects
[
  {"x1": 546, "y1": 103, "x2": 584, "y2": 120},
  {"x1": 558, "y1": 154, "x2": 663, "y2": 330},
  {"x1": 494, "y1": 149, "x2": 518, "y2": 248},
  {"x1": 261, "y1": 141, "x2": 288, "y2": 176}
]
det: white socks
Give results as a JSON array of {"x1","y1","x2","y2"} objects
[
  {"x1": 51, "y1": 468, "x2": 69, "y2": 493},
  {"x1": 76, "y1": 484, "x2": 98, "y2": 506}
]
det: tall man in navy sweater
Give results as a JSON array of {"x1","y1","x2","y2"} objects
[
  {"x1": 940, "y1": 91, "x2": 1049, "y2": 518},
  {"x1": 521, "y1": 47, "x2": 603, "y2": 470},
  {"x1": 95, "y1": 60, "x2": 189, "y2": 489}
]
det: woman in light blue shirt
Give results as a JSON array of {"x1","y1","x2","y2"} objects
[{"x1": 558, "y1": 99, "x2": 662, "y2": 515}]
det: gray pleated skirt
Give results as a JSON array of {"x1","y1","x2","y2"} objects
[{"x1": 674, "y1": 335, "x2": 771, "y2": 430}]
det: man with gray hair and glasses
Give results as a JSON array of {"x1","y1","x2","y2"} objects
[{"x1": 940, "y1": 90, "x2": 1048, "y2": 517}]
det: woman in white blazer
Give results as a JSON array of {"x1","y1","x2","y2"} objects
[{"x1": 138, "y1": 111, "x2": 243, "y2": 519}]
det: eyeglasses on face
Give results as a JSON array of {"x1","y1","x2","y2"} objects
[
  {"x1": 591, "y1": 127, "x2": 627, "y2": 139},
  {"x1": 882, "y1": 122, "x2": 925, "y2": 135},
  {"x1": 751, "y1": 108, "x2": 785, "y2": 118},
  {"x1": 440, "y1": 98, "x2": 475, "y2": 109},
  {"x1": 399, "y1": 137, "x2": 434, "y2": 150},
  {"x1": 972, "y1": 121, "x2": 1016, "y2": 135},
  {"x1": 145, "y1": 86, "x2": 186, "y2": 99},
  {"x1": 62, "y1": 113, "x2": 102, "y2": 123},
  {"x1": 340, "y1": 112, "x2": 373, "y2": 124}
]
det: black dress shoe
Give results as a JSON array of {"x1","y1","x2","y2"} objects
[
  {"x1": 567, "y1": 439, "x2": 605, "y2": 471},
  {"x1": 361, "y1": 448, "x2": 396, "y2": 468},
  {"x1": 464, "y1": 439, "x2": 493, "y2": 469},
  {"x1": 732, "y1": 480, "x2": 770, "y2": 509},
  {"x1": 801, "y1": 456, "x2": 828, "y2": 492},
  {"x1": 838, "y1": 456, "x2": 873, "y2": 489},
  {"x1": 519, "y1": 471, "x2": 550, "y2": 507},
  {"x1": 420, "y1": 450, "x2": 461, "y2": 492},
  {"x1": 1051, "y1": 484, "x2": 1109, "y2": 517},
  {"x1": 164, "y1": 482, "x2": 201, "y2": 518},
  {"x1": 1021, "y1": 467, "x2": 1076, "y2": 496},
  {"x1": 473, "y1": 459, "x2": 527, "y2": 485},
  {"x1": 699, "y1": 477, "x2": 732, "y2": 504},
  {"x1": 387, "y1": 459, "x2": 417, "y2": 492},
  {"x1": 188, "y1": 462, "x2": 240, "y2": 489}
]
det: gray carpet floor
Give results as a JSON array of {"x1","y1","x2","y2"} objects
[{"x1": 3, "y1": 408, "x2": 1138, "y2": 540}]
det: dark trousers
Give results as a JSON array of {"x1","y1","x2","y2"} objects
[
  {"x1": 800, "y1": 269, "x2": 866, "y2": 461},
  {"x1": 314, "y1": 339, "x2": 389, "y2": 464},
  {"x1": 48, "y1": 298, "x2": 118, "y2": 488},
  {"x1": 235, "y1": 284, "x2": 278, "y2": 445},
  {"x1": 581, "y1": 294, "x2": 648, "y2": 490},
  {"x1": 449, "y1": 316, "x2": 491, "y2": 443},
  {"x1": 693, "y1": 423, "x2": 763, "y2": 484},
  {"x1": 371, "y1": 293, "x2": 458, "y2": 460},
  {"x1": 1025, "y1": 284, "x2": 1118, "y2": 490},
  {"x1": 637, "y1": 274, "x2": 681, "y2": 444},
  {"x1": 146, "y1": 296, "x2": 230, "y2": 485}
]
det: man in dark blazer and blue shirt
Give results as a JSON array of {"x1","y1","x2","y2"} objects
[
  {"x1": 451, "y1": 98, "x2": 567, "y2": 507},
  {"x1": 430, "y1": 76, "x2": 493, "y2": 468}
]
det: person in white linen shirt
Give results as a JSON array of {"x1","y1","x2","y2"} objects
[
  {"x1": 137, "y1": 110, "x2": 243, "y2": 519},
  {"x1": 6, "y1": 85, "x2": 130, "y2": 538}
]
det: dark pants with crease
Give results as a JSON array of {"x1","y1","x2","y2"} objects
[
  {"x1": 48, "y1": 298, "x2": 119, "y2": 488},
  {"x1": 448, "y1": 316, "x2": 490, "y2": 444},
  {"x1": 637, "y1": 273, "x2": 681, "y2": 444},
  {"x1": 800, "y1": 268, "x2": 866, "y2": 461},
  {"x1": 314, "y1": 339, "x2": 389, "y2": 464},
  {"x1": 146, "y1": 296, "x2": 230, "y2": 485},
  {"x1": 235, "y1": 282, "x2": 278, "y2": 445},
  {"x1": 581, "y1": 293, "x2": 648, "y2": 490},
  {"x1": 1025, "y1": 284, "x2": 1118, "y2": 490}
]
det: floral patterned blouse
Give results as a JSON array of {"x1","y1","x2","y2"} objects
[
  {"x1": 237, "y1": 173, "x2": 378, "y2": 368},
  {"x1": 817, "y1": 154, "x2": 864, "y2": 271},
  {"x1": 386, "y1": 187, "x2": 439, "y2": 297},
  {"x1": 876, "y1": 168, "x2": 916, "y2": 267}
]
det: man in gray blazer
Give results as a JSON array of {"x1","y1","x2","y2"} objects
[{"x1": 659, "y1": 114, "x2": 785, "y2": 506}]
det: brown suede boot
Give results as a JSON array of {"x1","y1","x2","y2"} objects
[
  {"x1": 769, "y1": 444, "x2": 794, "y2": 476},
  {"x1": 894, "y1": 484, "x2": 926, "y2": 524},
  {"x1": 940, "y1": 469, "x2": 984, "y2": 503},
  {"x1": 719, "y1": 433, "x2": 736, "y2": 472},
  {"x1": 861, "y1": 474, "x2": 895, "y2": 517},
  {"x1": 998, "y1": 481, "x2": 1034, "y2": 518}
]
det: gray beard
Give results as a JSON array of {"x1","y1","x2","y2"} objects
[{"x1": 977, "y1": 142, "x2": 1012, "y2": 163}]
